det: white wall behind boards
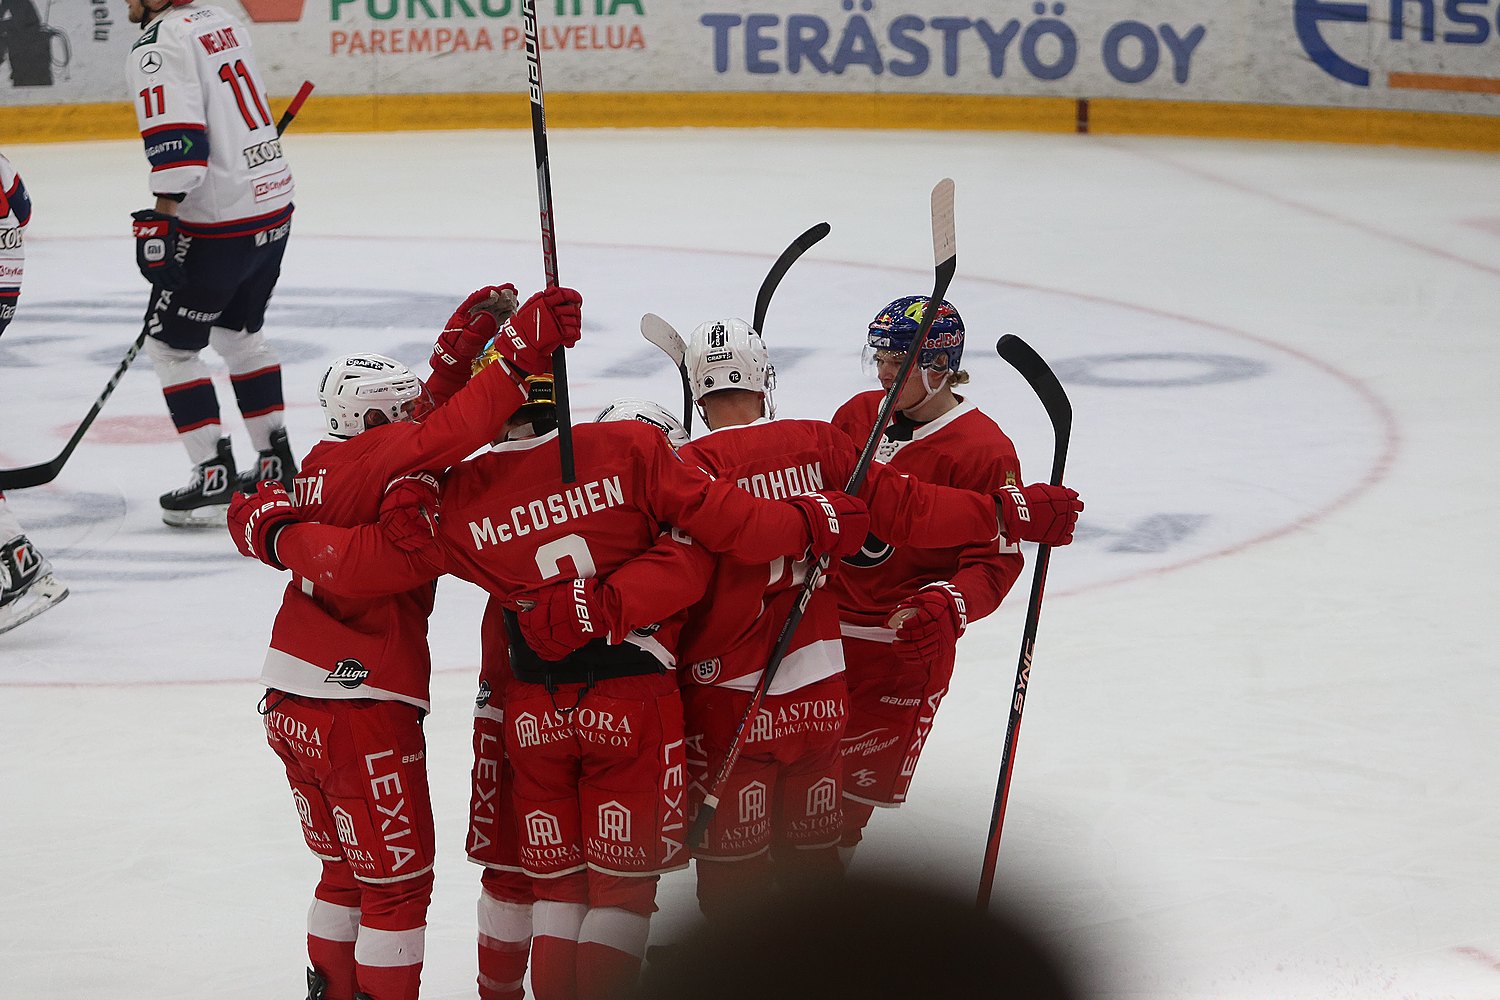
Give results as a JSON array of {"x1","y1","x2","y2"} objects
[{"x1": 3, "y1": 1, "x2": 1496, "y2": 117}]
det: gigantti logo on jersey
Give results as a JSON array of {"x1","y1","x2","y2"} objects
[
  {"x1": 241, "y1": 0, "x2": 650, "y2": 58},
  {"x1": 1294, "y1": 0, "x2": 1500, "y2": 94}
]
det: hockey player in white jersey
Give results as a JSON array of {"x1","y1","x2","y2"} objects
[
  {"x1": 126, "y1": 0, "x2": 298, "y2": 527},
  {"x1": 0, "y1": 151, "x2": 69, "y2": 636}
]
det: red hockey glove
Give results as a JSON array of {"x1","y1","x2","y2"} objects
[
  {"x1": 785, "y1": 491, "x2": 871, "y2": 560},
  {"x1": 427, "y1": 284, "x2": 520, "y2": 400},
  {"x1": 513, "y1": 577, "x2": 606, "y2": 661},
  {"x1": 889, "y1": 582, "x2": 968, "y2": 670},
  {"x1": 228, "y1": 480, "x2": 300, "y2": 570},
  {"x1": 484, "y1": 286, "x2": 584, "y2": 375},
  {"x1": 131, "y1": 210, "x2": 186, "y2": 290},
  {"x1": 379, "y1": 472, "x2": 441, "y2": 555},
  {"x1": 996, "y1": 482, "x2": 1083, "y2": 547}
]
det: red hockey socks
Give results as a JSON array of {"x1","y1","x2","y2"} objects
[
  {"x1": 577, "y1": 874, "x2": 657, "y2": 1000},
  {"x1": 576, "y1": 909, "x2": 651, "y2": 1000},
  {"x1": 531, "y1": 873, "x2": 588, "y2": 1000},
  {"x1": 307, "y1": 861, "x2": 361, "y2": 1000},
  {"x1": 353, "y1": 870, "x2": 432, "y2": 1000},
  {"x1": 838, "y1": 798, "x2": 877, "y2": 868},
  {"x1": 478, "y1": 870, "x2": 535, "y2": 1000}
]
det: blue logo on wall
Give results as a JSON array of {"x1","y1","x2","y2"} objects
[
  {"x1": 1295, "y1": 0, "x2": 1499, "y2": 88},
  {"x1": 1294, "y1": 0, "x2": 1370, "y2": 85}
]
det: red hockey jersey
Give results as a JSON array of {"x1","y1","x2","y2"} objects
[
  {"x1": 257, "y1": 361, "x2": 527, "y2": 711},
  {"x1": 433, "y1": 420, "x2": 828, "y2": 667},
  {"x1": 830, "y1": 392, "x2": 1025, "y2": 634},
  {"x1": 673, "y1": 417, "x2": 1008, "y2": 693}
]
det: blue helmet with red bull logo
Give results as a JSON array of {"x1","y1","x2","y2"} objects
[{"x1": 866, "y1": 295, "x2": 965, "y2": 372}]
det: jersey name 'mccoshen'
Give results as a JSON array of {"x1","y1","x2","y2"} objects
[{"x1": 468, "y1": 475, "x2": 626, "y2": 548}]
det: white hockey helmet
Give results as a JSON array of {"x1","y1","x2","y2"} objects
[
  {"x1": 596, "y1": 397, "x2": 690, "y2": 449},
  {"x1": 685, "y1": 317, "x2": 775, "y2": 417},
  {"x1": 318, "y1": 353, "x2": 432, "y2": 439}
]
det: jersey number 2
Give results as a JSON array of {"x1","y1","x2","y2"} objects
[
  {"x1": 217, "y1": 61, "x2": 272, "y2": 130},
  {"x1": 534, "y1": 534, "x2": 597, "y2": 581}
]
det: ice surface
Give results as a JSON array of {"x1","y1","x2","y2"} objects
[{"x1": 2, "y1": 128, "x2": 1498, "y2": 998}]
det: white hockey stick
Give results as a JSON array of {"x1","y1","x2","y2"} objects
[{"x1": 640, "y1": 312, "x2": 692, "y2": 435}]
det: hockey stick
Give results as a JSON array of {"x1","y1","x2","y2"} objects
[
  {"x1": 275, "y1": 80, "x2": 315, "y2": 137},
  {"x1": 753, "y1": 222, "x2": 831, "y2": 335},
  {"x1": 639, "y1": 313, "x2": 692, "y2": 435},
  {"x1": 0, "y1": 333, "x2": 148, "y2": 491},
  {"x1": 0, "y1": 84, "x2": 317, "y2": 493},
  {"x1": 521, "y1": 0, "x2": 575, "y2": 483},
  {"x1": 637, "y1": 224, "x2": 831, "y2": 436},
  {"x1": 975, "y1": 334, "x2": 1073, "y2": 909},
  {"x1": 687, "y1": 179, "x2": 957, "y2": 847}
]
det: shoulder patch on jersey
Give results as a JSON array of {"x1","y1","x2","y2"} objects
[
  {"x1": 689, "y1": 658, "x2": 722, "y2": 685},
  {"x1": 132, "y1": 23, "x2": 161, "y2": 50}
]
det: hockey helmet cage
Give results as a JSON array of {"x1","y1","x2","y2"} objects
[
  {"x1": 685, "y1": 317, "x2": 775, "y2": 405},
  {"x1": 319, "y1": 353, "x2": 432, "y2": 439},
  {"x1": 596, "y1": 397, "x2": 690, "y2": 449},
  {"x1": 867, "y1": 295, "x2": 965, "y2": 372}
]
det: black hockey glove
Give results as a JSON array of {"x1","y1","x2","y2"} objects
[{"x1": 131, "y1": 209, "x2": 187, "y2": 290}]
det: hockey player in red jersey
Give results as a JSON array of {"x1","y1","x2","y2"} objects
[
  {"x1": 831, "y1": 296, "x2": 1081, "y2": 862},
  {"x1": 431, "y1": 376, "x2": 869, "y2": 1000},
  {"x1": 517, "y1": 318, "x2": 1075, "y2": 926},
  {"x1": 236, "y1": 370, "x2": 873, "y2": 1000},
  {"x1": 465, "y1": 398, "x2": 693, "y2": 1000},
  {"x1": 228, "y1": 283, "x2": 582, "y2": 1000}
]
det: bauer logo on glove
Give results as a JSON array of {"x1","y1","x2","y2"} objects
[{"x1": 999, "y1": 484, "x2": 1031, "y2": 523}]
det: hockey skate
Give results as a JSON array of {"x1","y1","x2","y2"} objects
[
  {"x1": 160, "y1": 437, "x2": 237, "y2": 528},
  {"x1": 0, "y1": 535, "x2": 69, "y2": 636},
  {"x1": 238, "y1": 426, "x2": 298, "y2": 494}
]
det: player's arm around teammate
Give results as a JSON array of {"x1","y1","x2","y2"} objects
[{"x1": 225, "y1": 283, "x2": 578, "y2": 1000}]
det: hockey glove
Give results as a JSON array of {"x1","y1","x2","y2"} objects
[
  {"x1": 890, "y1": 582, "x2": 968, "y2": 670},
  {"x1": 513, "y1": 577, "x2": 606, "y2": 661},
  {"x1": 477, "y1": 286, "x2": 584, "y2": 375},
  {"x1": 427, "y1": 284, "x2": 520, "y2": 401},
  {"x1": 130, "y1": 210, "x2": 186, "y2": 290},
  {"x1": 379, "y1": 472, "x2": 441, "y2": 555},
  {"x1": 785, "y1": 491, "x2": 871, "y2": 561},
  {"x1": 228, "y1": 480, "x2": 300, "y2": 571},
  {"x1": 995, "y1": 482, "x2": 1084, "y2": 547}
]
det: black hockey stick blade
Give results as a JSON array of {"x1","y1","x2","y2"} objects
[
  {"x1": 689, "y1": 181, "x2": 954, "y2": 848},
  {"x1": 996, "y1": 335, "x2": 1071, "y2": 484},
  {"x1": 753, "y1": 222, "x2": 831, "y2": 335},
  {"x1": 640, "y1": 313, "x2": 693, "y2": 435},
  {"x1": 976, "y1": 335, "x2": 1073, "y2": 909},
  {"x1": 0, "y1": 330, "x2": 149, "y2": 490}
]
